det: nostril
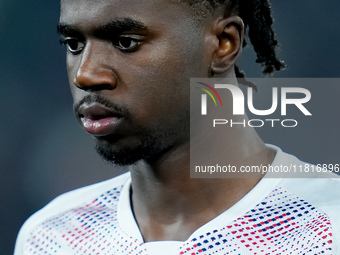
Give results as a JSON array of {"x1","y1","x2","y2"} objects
[{"x1": 76, "y1": 83, "x2": 115, "y2": 91}]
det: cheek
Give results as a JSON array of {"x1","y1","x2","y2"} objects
[
  {"x1": 116, "y1": 34, "x2": 207, "y2": 125},
  {"x1": 120, "y1": 66, "x2": 192, "y2": 129}
]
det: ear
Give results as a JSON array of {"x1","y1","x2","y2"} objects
[{"x1": 210, "y1": 16, "x2": 244, "y2": 75}]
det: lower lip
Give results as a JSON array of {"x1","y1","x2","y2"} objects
[{"x1": 81, "y1": 117, "x2": 121, "y2": 136}]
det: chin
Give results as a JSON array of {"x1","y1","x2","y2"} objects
[
  {"x1": 94, "y1": 134, "x2": 161, "y2": 166},
  {"x1": 94, "y1": 124, "x2": 183, "y2": 166},
  {"x1": 95, "y1": 144, "x2": 146, "y2": 166}
]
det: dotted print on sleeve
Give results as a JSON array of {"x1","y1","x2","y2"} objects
[
  {"x1": 25, "y1": 186, "x2": 147, "y2": 255},
  {"x1": 179, "y1": 188, "x2": 333, "y2": 255}
]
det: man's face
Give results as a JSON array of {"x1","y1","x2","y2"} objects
[{"x1": 59, "y1": 0, "x2": 212, "y2": 165}]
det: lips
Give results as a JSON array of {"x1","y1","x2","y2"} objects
[{"x1": 78, "y1": 103, "x2": 122, "y2": 136}]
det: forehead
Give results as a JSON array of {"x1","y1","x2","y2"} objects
[{"x1": 60, "y1": 0, "x2": 194, "y2": 29}]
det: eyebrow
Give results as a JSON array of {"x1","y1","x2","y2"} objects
[
  {"x1": 57, "y1": 24, "x2": 83, "y2": 38},
  {"x1": 95, "y1": 18, "x2": 147, "y2": 38},
  {"x1": 57, "y1": 18, "x2": 147, "y2": 39}
]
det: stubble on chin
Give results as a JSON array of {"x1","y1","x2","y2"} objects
[{"x1": 94, "y1": 129, "x2": 172, "y2": 166}]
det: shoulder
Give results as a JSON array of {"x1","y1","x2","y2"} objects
[
  {"x1": 268, "y1": 144, "x2": 340, "y2": 205},
  {"x1": 278, "y1": 174, "x2": 340, "y2": 252},
  {"x1": 268, "y1": 145, "x2": 340, "y2": 250},
  {"x1": 14, "y1": 172, "x2": 131, "y2": 255},
  {"x1": 34, "y1": 171, "x2": 130, "y2": 215}
]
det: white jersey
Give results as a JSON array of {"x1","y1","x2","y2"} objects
[{"x1": 15, "y1": 146, "x2": 340, "y2": 255}]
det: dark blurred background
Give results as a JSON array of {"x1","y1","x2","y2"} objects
[{"x1": 1, "y1": 1, "x2": 339, "y2": 254}]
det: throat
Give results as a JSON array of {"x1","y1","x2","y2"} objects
[
  {"x1": 137, "y1": 218, "x2": 199, "y2": 242},
  {"x1": 130, "y1": 176, "x2": 262, "y2": 242},
  {"x1": 128, "y1": 142, "x2": 275, "y2": 242}
]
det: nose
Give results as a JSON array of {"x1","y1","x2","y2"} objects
[{"x1": 73, "y1": 42, "x2": 117, "y2": 91}]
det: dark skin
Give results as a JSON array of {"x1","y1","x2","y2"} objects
[{"x1": 59, "y1": 0, "x2": 275, "y2": 242}]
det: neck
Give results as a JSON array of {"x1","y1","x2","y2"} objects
[
  {"x1": 129, "y1": 74, "x2": 275, "y2": 242},
  {"x1": 129, "y1": 125, "x2": 274, "y2": 242}
]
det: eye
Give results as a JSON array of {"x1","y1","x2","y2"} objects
[
  {"x1": 61, "y1": 38, "x2": 85, "y2": 54},
  {"x1": 114, "y1": 36, "x2": 141, "y2": 51}
]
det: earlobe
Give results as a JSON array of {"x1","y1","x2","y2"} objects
[{"x1": 210, "y1": 16, "x2": 244, "y2": 75}]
